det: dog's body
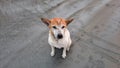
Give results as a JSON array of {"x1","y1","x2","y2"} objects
[
  {"x1": 41, "y1": 18, "x2": 73, "y2": 58},
  {"x1": 49, "y1": 28, "x2": 71, "y2": 49}
]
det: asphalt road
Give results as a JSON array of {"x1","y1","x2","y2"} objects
[{"x1": 0, "y1": 0, "x2": 120, "y2": 68}]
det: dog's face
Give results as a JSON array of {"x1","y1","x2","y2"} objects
[{"x1": 41, "y1": 18, "x2": 73, "y2": 39}]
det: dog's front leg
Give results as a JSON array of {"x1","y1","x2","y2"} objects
[
  {"x1": 50, "y1": 46, "x2": 55, "y2": 56},
  {"x1": 62, "y1": 47, "x2": 67, "y2": 58}
]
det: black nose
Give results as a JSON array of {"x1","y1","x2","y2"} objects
[{"x1": 57, "y1": 34, "x2": 63, "y2": 39}]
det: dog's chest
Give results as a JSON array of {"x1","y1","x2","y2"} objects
[
  {"x1": 49, "y1": 37, "x2": 68, "y2": 48},
  {"x1": 56, "y1": 39, "x2": 67, "y2": 48}
]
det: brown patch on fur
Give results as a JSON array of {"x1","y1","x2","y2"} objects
[
  {"x1": 41, "y1": 17, "x2": 73, "y2": 28},
  {"x1": 49, "y1": 30, "x2": 56, "y2": 40},
  {"x1": 49, "y1": 18, "x2": 67, "y2": 28}
]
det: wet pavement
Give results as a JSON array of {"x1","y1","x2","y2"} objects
[{"x1": 0, "y1": 0, "x2": 120, "y2": 68}]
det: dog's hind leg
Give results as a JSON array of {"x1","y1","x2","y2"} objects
[
  {"x1": 67, "y1": 39, "x2": 72, "y2": 51},
  {"x1": 62, "y1": 47, "x2": 67, "y2": 58},
  {"x1": 50, "y1": 46, "x2": 55, "y2": 56},
  {"x1": 67, "y1": 46, "x2": 70, "y2": 51}
]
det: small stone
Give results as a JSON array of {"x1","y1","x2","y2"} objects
[
  {"x1": 94, "y1": 26, "x2": 99, "y2": 29},
  {"x1": 118, "y1": 21, "x2": 120, "y2": 24},
  {"x1": 106, "y1": 4, "x2": 110, "y2": 7}
]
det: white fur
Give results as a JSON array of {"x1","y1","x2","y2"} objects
[{"x1": 48, "y1": 29, "x2": 72, "y2": 58}]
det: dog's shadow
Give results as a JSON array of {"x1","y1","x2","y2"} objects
[
  {"x1": 48, "y1": 44, "x2": 74, "y2": 67},
  {"x1": 51, "y1": 43, "x2": 74, "y2": 60},
  {"x1": 54, "y1": 43, "x2": 74, "y2": 59},
  {"x1": 53, "y1": 48, "x2": 64, "y2": 58}
]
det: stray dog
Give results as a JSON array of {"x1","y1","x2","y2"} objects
[{"x1": 41, "y1": 18, "x2": 73, "y2": 58}]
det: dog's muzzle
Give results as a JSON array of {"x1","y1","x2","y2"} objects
[{"x1": 57, "y1": 33, "x2": 63, "y2": 39}]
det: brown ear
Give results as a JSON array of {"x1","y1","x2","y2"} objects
[
  {"x1": 41, "y1": 18, "x2": 50, "y2": 26},
  {"x1": 66, "y1": 19, "x2": 74, "y2": 25}
]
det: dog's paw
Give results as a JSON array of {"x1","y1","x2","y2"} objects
[
  {"x1": 50, "y1": 52, "x2": 55, "y2": 56},
  {"x1": 62, "y1": 54, "x2": 66, "y2": 59}
]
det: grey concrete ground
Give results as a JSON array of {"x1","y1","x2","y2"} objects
[{"x1": 0, "y1": 0, "x2": 120, "y2": 68}]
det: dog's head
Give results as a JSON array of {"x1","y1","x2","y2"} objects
[{"x1": 41, "y1": 18, "x2": 73, "y2": 39}]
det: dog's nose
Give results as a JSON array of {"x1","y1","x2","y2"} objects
[{"x1": 57, "y1": 34, "x2": 63, "y2": 39}]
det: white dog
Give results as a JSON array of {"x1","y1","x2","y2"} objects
[{"x1": 41, "y1": 18, "x2": 73, "y2": 58}]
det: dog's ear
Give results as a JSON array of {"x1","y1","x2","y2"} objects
[
  {"x1": 41, "y1": 18, "x2": 50, "y2": 26},
  {"x1": 66, "y1": 19, "x2": 74, "y2": 25}
]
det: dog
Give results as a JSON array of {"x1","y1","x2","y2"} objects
[{"x1": 41, "y1": 18, "x2": 73, "y2": 58}]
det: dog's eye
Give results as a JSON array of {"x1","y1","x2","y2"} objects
[
  {"x1": 62, "y1": 26, "x2": 65, "y2": 29},
  {"x1": 53, "y1": 26, "x2": 57, "y2": 29}
]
